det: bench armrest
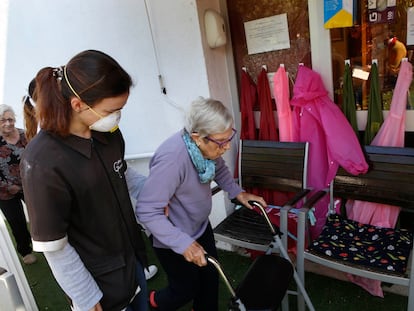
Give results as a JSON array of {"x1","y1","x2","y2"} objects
[
  {"x1": 284, "y1": 188, "x2": 311, "y2": 207},
  {"x1": 296, "y1": 190, "x2": 328, "y2": 253},
  {"x1": 303, "y1": 190, "x2": 328, "y2": 209}
]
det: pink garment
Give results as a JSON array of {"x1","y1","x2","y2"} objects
[
  {"x1": 273, "y1": 66, "x2": 293, "y2": 142},
  {"x1": 371, "y1": 60, "x2": 412, "y2": 147},
  {"x1": 290, "y1": 65, "x2": 368, "y2": 239},
  {"x1": 345, "y1": 60, "x2": 413, "y2": 297}
]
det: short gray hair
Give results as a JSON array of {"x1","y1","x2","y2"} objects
[
  {"x1": 185, "y1": 97, "x2": 233, "y2": 137},
  {"x1": 0, "y1": 104, "x2": 15, "y2": 118}
]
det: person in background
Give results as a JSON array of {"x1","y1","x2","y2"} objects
[
  {"x1": 136, "y1": 97, "x2": 267, "y2": 311},
  {"x1": 20, "y1": 50, "x2": 148, "y2": 311},
  {"x1": 0, "y1": 104, "x2": 36, "y2": 265},
  {"x1": 386, "y1": 35, "x2": 407, "y2": 85}
]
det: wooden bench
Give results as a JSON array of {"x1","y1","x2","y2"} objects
[
  {"x1": 214, "y1": 139, "x2": 310, "y2": 253},
  {"x1": 213, "y1": 140, "x2": 314, "y2": 311},
  {"x1": 296, "y1": 145, "x2": 414, "y2": 311}
]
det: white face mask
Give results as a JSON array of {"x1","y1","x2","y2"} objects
[{"x1": 89, "y1": 110, "x2": 121, "y2": 132}]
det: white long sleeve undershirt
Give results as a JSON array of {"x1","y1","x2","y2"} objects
[
  {"x1": 125, "y1": 165, "x2": 147, "y2": 202},
  {"x1": 43, "y1": 242, "x2": 103, "y2": 311}
]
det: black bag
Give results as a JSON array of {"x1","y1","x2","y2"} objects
[{"x1": 236, "y1": 254, "x2": 294, "y2": 310}]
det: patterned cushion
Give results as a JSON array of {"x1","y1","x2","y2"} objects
[{"x1": 308, "y1": 214, "x2": 413, "y2": 275}]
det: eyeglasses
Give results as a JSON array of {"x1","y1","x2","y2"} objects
[
  {"x1": 204, "y1": 128, "x2": 237, "y2": 149},
  {"x1": 0, "y1": 118, "x2": 15, "y2": 124}
]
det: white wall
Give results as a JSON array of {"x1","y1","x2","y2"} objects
[
  {"x1": 0, "y1": 0, "x2": 240, "y2": 227},
  {"x1": 0, "y1": 0, "x2": 212, "y2": 158}
]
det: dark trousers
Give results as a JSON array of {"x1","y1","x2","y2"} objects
[
  {"x1": 126, "y1": 260, "x2": 148, "y2": 311},
  {"x1": 153, "y1": 223, "x2": 219, "y2": 311},
  {"x1": 0, "y1": 194, "x2": 32, "y2": 257}
]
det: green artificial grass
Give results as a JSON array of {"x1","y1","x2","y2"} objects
[{"x1": 19, "y1": 236, "x2": 408, "y2": 311}]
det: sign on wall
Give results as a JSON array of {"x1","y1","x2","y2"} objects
[
  {"x1": 368, "y1": 0, "x2": 396, "y2": 24},
  {"x1": 244, "y1": 13, "x2": 290, "y2": 55},
  {"x1": 324, "y1": 0, "x2": 353, "y2": 28}
]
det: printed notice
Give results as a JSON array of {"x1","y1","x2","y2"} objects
[{"x1": 244, "y1": 13, "x2": 290, "y2": 55}]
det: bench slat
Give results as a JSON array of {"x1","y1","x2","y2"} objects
[
  {"x1": 240, "y1": 140, "x2": 307, "y2": 193},
  {"x1": 333, "y1": 146, "x2": 414, "y2": 211}
]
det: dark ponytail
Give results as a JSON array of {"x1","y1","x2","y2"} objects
[{"x1": 23, "y1": 78, "x2": 38, "y2": 142}]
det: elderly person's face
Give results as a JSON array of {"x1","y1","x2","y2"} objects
[
  {"x1": 193, "y1": 127, "x2": 236, "y2": 160},
  {"x1": 0, "y1": 111, "x2": 16, "y2": 135}
]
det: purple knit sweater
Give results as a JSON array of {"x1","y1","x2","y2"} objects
[{"x1": 136, "y1": 130, "x2": 242, "y2": 254}]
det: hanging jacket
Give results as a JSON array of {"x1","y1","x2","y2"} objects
[
  {"x1": 290, "y1": 65, "x2": 368, "y2": 239},
  {"x1": 257, "y1": 67, "x2": 278, "y2": 141},
  {"x1": 256, "y1": 68, "x2": 288, "y2": 209},
  {"x1": 273, "y1": 66, "x2": 293, "y2": 142},
  {"x1": 364, "y1": 62, "x2": 383, "y2": 144},
  {"x1": 342, "y1": 63, "x2": 359, "y2": 136},
  {"x1": 240, "y1": 69, "x2": 257, "y2": 140}
]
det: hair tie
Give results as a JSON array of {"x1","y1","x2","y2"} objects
[
  {"x1": 52, "y1": 66, "x2": 63, "y2": 81},
  {"x1": 22, "y1": 94, "x2": 36, "y2": 106}
]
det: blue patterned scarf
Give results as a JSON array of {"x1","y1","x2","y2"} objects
[{"x1": 182, "y1": 130, "x2": 215, "y2": 183}]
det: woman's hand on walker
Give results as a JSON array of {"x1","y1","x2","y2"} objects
[
  {"x1": 183, "y1": 241, "x2": 207, "y2": 267},
  {"x1": 235, "y1": 192, "x2": 267, "y2": 209}
]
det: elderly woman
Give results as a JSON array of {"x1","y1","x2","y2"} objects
[
  {"x1": 136, "y1": 97, "x2": 266, "y2": 311},
  {"x1": 0, "y1": 104, "x2": 36, "y2": 264}
]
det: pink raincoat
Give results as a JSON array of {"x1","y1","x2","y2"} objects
[
  {"x1": 346, "y1": 60, "x2": 413, "y2": 297},
  {"x1": 273, "y1": 65, "x2": 293, "y2": 142},
  {"x1": 290, "y1": 65, "x2": 369, "y2": 239}
]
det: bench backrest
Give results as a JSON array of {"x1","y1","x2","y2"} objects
[
  {"x1": 332, "y1": 145, "x2": 414, "y2": 211},
  {"x1": 240, "y1": 140, "x2": 309, "y2": 193}
]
